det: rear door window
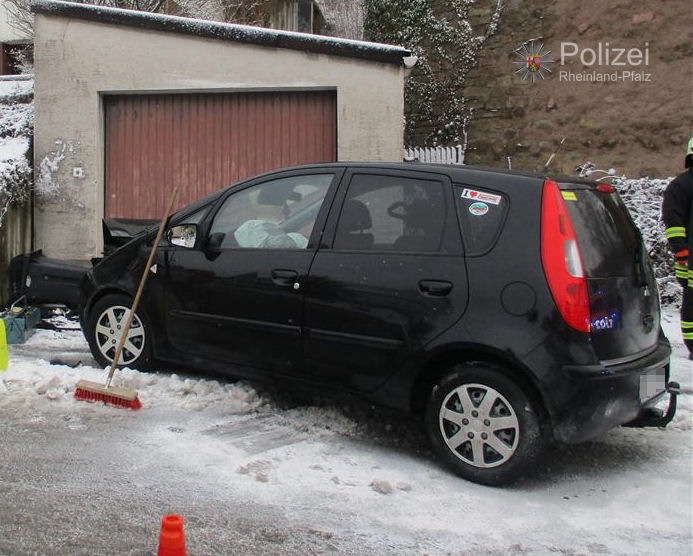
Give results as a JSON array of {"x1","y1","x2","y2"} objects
[
  {"x1": 560, "y1": 186, "x2": 640, "y2": 276},
  {"x1": 454, "y1": 185, "x2": 507, "y2": 255},
  {"x1": 333, "y1": 174, "x2": 447, "y2": 252}
]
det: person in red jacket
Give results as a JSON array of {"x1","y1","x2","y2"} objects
[{"x1": 662, "y1": 136, "x2": 693, "y2": 357}]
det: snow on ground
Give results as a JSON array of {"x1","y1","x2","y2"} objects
[{"x1": 0, "y1": 309, "x2": 691, "y2": 555}]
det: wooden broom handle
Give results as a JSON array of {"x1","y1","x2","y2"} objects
[{"x1": 106, "y1": 188, "x2": 179, "y2": 387}]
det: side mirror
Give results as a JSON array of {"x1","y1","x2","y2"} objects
[{"x1": 168, "y1": 224, "x2": 198, "y2": 248}]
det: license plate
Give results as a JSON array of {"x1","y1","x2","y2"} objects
[{"x1": 639, "y1": 367, "x2": 666, "y2": 401}]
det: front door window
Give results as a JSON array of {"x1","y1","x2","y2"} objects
[{"x1": 209, "y1": 174, "x2": 334, "y2": 249}]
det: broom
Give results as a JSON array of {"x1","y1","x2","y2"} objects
[{"x1": 75, "y1": 188, "x2": 179, "y2": 409}]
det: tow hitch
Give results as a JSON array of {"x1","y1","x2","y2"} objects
[{"x1": 625, "y1": 381, "x2": 680, "y2": 428}]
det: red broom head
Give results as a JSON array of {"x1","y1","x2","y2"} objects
[{"x1": 74, "y1": 381, "x2": 142, "y2": 410}]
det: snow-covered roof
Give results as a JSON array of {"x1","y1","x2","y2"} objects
[{"x1": 31, "y1": 0, "x2": 411, "y2": 65}]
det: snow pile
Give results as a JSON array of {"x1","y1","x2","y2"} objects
[
  {"x1": 1, "y1": 323, "x2": 269, "y2": 416},
  {"x1": 0, "y1": 360, "x2": 268, "y2": 414},
  {"x1": 0, "y1": 326, "x2": 367, "y2": 439}
]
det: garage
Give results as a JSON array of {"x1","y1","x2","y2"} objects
[
  {"x1": 104, "y1": 90, "x2": 337, "y2": 219},
  {"x1": 32, "y1": 0, "x2": 410, "y2": 259}
]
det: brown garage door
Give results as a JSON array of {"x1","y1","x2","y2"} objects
[{"x1": 104, "y1": 90, "x2": 337, "y2": 219}]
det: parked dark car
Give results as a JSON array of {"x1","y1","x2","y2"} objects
[{"x1": 79, "y1": 162, "x2": 678, "y2": 485}]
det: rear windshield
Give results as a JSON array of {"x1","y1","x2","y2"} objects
[{"x1": 561, "y1": 186, "x2": 640, "y2": 277}]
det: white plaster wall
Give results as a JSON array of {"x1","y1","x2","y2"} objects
[{"x1": 33, "y1": 15, "x2": 405, "y2": 259}]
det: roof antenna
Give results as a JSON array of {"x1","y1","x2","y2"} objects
[{"x1": 543, "y1": 137, "x2": 566, "y2": 174}]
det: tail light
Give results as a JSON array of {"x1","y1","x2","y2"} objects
[
  {"x1": 596, "y1": 183, "x2": 616, "y2": 194},
  {"x1": 541, "y1": 179, "x2": 591, "y2": 332}
]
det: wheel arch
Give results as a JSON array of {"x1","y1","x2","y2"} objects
[
  {"x1": 409, "y1": 346, "x2": 550, "y2": 427},
  {"x1": 82, "y1": 286, "x2": 134, "y2": 324}
]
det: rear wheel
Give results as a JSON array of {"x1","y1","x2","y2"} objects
[
  {"x1": 85, "y1": 294, "x2": 153, "y2": 369},
  {"x1": 425, "y1": 363, "x2": 546, "y2": 486}
]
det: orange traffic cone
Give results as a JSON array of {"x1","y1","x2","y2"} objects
[{"x1": 158, "y1": 514, "x2": 185, "y2": 556}]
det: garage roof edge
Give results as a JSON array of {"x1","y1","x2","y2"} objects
[{"x1": 31, "y1": 0, "x2": 411, "y2": 66}]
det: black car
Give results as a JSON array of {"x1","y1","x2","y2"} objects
[{"x1": 79, "y1": 162, "x2": 678, "y2": 485}]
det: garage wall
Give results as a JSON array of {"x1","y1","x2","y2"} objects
[
  {"x1": 105, "y1": 91, "x2": 337, "y2": 219},
  {"x1": 32, "y1": 14, "x2": 406, "y2": 259}
]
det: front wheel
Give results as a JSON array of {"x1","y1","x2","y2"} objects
[
  {"x1": 425, "y1": 363, "x2": 546, "y2": 486},
  {"x1": 84, "y1": 294, "x2": 153, "y2": 369}
]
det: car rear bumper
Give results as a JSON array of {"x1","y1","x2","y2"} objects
[{"x1": 552, "y1": 339, "x2": 673, "y2": 443}]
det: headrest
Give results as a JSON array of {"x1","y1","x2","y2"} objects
[
  {"x1": 257, "y1": 182, "x2": 297, "y2": 206},
  {"x1": 340, "y1": 199, "x2": 372, "y2": 232},
  {"x1": 401, "y1": 199, "x2": 433, "y2": 229}
]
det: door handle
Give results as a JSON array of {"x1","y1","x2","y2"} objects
[
  {"x1": 271, "y1": 269, "x2": 299, "y2": 287},
  {"x1": 418, "y1": 280, "x2": 453, "y2": 297}
]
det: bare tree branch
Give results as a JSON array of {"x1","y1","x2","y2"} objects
[
  {"x1": 316, "y1": 0, "x2": 364, "y2": 40},
  {"x1": 4, "y1": 0, "x2": 34, "y2": 39},
  {"x1": 3, "y1": 0, "x2": 173, "y2": 38},
  {"x1": 177, "y1": 0, "x2": 274, "y2": 27}
]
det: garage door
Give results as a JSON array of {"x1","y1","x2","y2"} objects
[{"x1": 104, "y1": 91, "x2": 337, "y2": 219}]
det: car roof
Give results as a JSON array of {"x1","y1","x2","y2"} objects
[
  {"x1": 242, "y1": 160, "x2": 595, "y2": 190},
  {"x1": 255, "y1": 161, "x2": 592, "y2": 186}
]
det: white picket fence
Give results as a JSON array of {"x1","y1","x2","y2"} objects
[{"x1": 403, "y1": 145, "x2": 465, "y2": 165}]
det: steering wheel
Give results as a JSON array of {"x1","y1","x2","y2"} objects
[{"x1": 387, "y1": 201, "x2": 407, "y2": 220}]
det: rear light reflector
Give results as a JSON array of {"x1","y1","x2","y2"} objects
[
  {"x1": 596, "y1": 184, "x2": 616, "y2": 193},
  {"x1": 541, "y1": 180, "x2": 591, "y2": 333}
]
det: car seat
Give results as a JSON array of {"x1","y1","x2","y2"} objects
[
  {"x1": 334, "y1": 199, "x2": 374, "y2": 250},
  {"x1": 392, "y1": 199, "x2": 443, "y2": 252}
]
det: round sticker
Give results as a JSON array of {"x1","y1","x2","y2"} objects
[{"x1": 469, "y1": 202, "x2": 489, "y2": 216}]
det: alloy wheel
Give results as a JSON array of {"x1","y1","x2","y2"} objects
[
  {"x1": 94, "y1": 304, "x2": 145, "y2": 366},
  {"x1": 438, "y1": 382, "x2": 520, "y2": 469}
]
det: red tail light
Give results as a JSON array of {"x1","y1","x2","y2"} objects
[
  {"x1": 541, "y1": 180, "x2": 591, "y2": 332},
  {"x1": 596, "y1": 183, "x2": 616, "y2": 193}
]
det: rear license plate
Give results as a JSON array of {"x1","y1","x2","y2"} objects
[{"x1": 639, "y1": 367, "x2": 666, "y2": 401}]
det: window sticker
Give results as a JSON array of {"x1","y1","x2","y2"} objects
[
  {"x1": 461, "y1": 188, "x2": 501, "y2": 205},
  {"x1": 468, "y1": 202, "x2": 489, "y2": 216},
  {"x1": 561, "y1": 191, "x2": 578, "y2": 201}
]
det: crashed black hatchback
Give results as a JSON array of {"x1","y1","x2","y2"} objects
[{"x1": 79, "y1": 163, "x2": 678, "y2": 485}]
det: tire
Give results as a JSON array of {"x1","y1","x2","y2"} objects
[
  {"x1": 425, "y1": 363, "x2": 546, "y2": 486},
  {"x1": 85, "y1": 293, "x2": 153, "y2": 370}
]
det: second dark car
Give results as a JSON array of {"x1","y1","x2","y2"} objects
[{"x1": 79, "y1": 162, "x2": 677, "y2": 485}]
